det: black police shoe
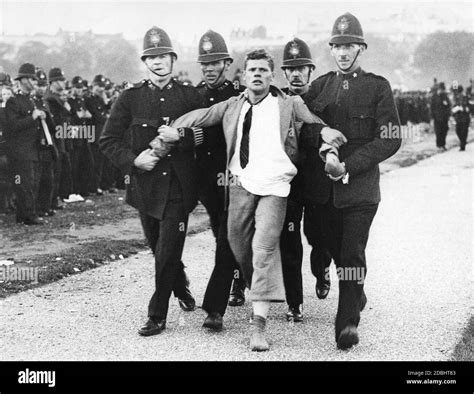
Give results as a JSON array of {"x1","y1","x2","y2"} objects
[
  {"x1": 228, "y1": 280, "x2": 245, "y2": 307},
  {"x1": 178, "y1": 288, "x2": 196, "y2": 312},
  {"x1": 52, "y1": 199, "x2": 64, "y2": 210},
  {"x1": 202, "y1": 312, "x2": 223, "y2": 331},
  {"x1": 337, "y1": 325, "x2": 359, "y2": 350},
  {"x1": 286, "y1": 305, "x2": 303, "y2": 322},
  {"x1": 316, "y1": 280, "x2": 331, "y2": 299},
  {"x1": 19, "y1": 216, "x2": 44, "y2": 225},
  {"x1": 138, "y1": 318, "x2": 166, "y2": 336}
]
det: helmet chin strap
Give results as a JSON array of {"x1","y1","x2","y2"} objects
[
  {"x1": 287, "y1": 66, "x2": 313, "y2": 92},
  {"x1": 307, "y1": 68, "x2": 313, "y2": 85},
  {"x1": 146, "y1": 56, "x2": 174, "y2": 78},
  {"x1": 25, "y1": 79, "x2": 35, "y2": 92},
  {"x1": 337, "y1": 48, "x2": 360, "y2": 73},
  {"x1": 207, "y1": 66, "x2": 226, "y2": 88}
]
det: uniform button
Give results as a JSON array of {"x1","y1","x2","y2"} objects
[
  {"x1": 167, "y1": 154, "x2": 171, "y2": 157},
  {"x1": 207, "y1": 151, "x2": 211, "y2": 156},
  {"x1": 142, "y1": 124, "x2": 147, "y2": 127},
  {"x1": 162, "y1": 172, "x2": 167, "y2": 175},
  {"x1": 209, "y1": 97, "x2": 214, "y2": 102},
  {"x1": 160, "y1": 97, "x2": 165, "y2": 102}
]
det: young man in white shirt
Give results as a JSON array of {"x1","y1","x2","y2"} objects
[{"x1": 160, "y1": 49, "x2": 346, "y2": 351}]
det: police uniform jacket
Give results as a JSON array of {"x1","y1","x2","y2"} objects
[
  {"x1": 44, "y1": 92, "x2": 72, "y2": 153},
  {"x1": 33, "y1": 95, "x2": 58, "y2": 162},
  {"x1": 85, "y1": 94, "x2": 109, "y2": 142},
  {"x1": 0, "y1": 107, "x2": 8, "y2": 157},
  {"x1": 281, "y1": 86, "x2": 316, "y2": 204},
  {"x1": 99, "y1": 79, "x2": 204, "y2": 220},
  {"x1": 195, "y1": 79, "x2": 243, "y2": 174},
  {"x1": 430, "y1": 93, "x2": 451, "y2": 122},
  {"x1": 4, "y1": 92, "x2": 41, "y2": 161},
  {"x1": 69, "y1": 96, "x2": 93, "y2": 148},
  {"x1": 303, "y1": 68, "x2": 401, "y2": 208}
]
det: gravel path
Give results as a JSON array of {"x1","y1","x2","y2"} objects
[{"x1": 0, "y1": 145, "x2": 472, "y2": 361}]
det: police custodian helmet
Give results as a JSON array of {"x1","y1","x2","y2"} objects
[
  {"x1": 141, "y1": 26, "x2": 177, "y2": 61},
  {"x1": 35, "y1": 69, "x2": 48, "y2": 86},
  {"x1": 15, "y1": 63, "x2": 37, "y2": 80},
  {"x1": 329, "y1": 12, "x2": 367, "y2": 48},
  {"x1": 281, "y1": 37, "x2": 315, "y2": 69},
  {"x1": 197, "y1": 30, "x2": 233, "y2": 64}
]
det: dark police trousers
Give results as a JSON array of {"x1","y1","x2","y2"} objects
[
  {"x1": 54, "y1": 151, "x2": 73, "y2": 200},
  {"x1": 71, "y1": 140, "x2": 94, "y2": 196},
  {"x1": 280, "y1": 199, "x2": 332, "y2": 307},
  {"x1": 37, "y1": 160, "x2": 55, "y2": 214},
  {"x1": 434, "y1": 119, "x2": 449, "y2": 148},
  {"x1": 139, "y1": 201, "x2": 190, "y2": 321},
  {"x1": 304, "y1": 202, "x2": 332, "y2": 288},
  {"x1": 90, "y1": 142, "x2": 114, "y2": 191},
  {"x1": 280, "y1": 199, "x2": 304, "y2": 307},
  {"x1": 197, "y1": 156, "x2": 244, "y2": 316},
  {"x1": 10, "y1": 159, "x2": 40, "y2": 220},
  {"x1": 201, "y1": 209, "x2": 242, "y2": 316},
  {"x1": 455, "y1": 122, "x2": 469, "y2": 150},
  {"x1": 319, "y1": 195, "x2": 378, "y2": 341}
]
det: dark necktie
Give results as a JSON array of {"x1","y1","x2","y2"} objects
[{"x1": 240, "y1": 104, "x2": 252, "y2": 169}]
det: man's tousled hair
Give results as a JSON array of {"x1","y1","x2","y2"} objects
[{"x1": 244, "y1": 49, "x2": 275, "y2": 72}]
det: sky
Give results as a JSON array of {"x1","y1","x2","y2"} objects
[{"x1": 0, "y1": 0, "x2": 472, "y2": 46}]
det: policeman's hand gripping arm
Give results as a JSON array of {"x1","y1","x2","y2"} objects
[
  {"x1": 320, "y1": 126, "x2": 347, "y2": 148},
  {"x1": 157, "y1": 125, "x2": 180, "y2": 143},
  {"x1": 133, "y1": 148, "x2": 160, "y2": 171}
]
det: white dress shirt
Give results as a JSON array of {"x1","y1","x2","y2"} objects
[{"x1": 229, "y1": 93, "x2": 297, "y2": 197}]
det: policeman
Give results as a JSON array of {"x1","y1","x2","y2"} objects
[
  {"x1": 452, "y1": 93, "x2": 471, "y2": 151},
  {"x1": 279, "y1": 38, "x2": 333, "y2": 323},
  {"x1": 430, "y1": 82, "x2": 451, "y2": 151},
  {"x1": 100, "y1": 26, "x2": 204, "y2": 336},
  {"x1": 5, "y1": 63, "x2": 44, "y2": 225},
  {"x1": 68, "y1": 76, "x2": 95, "y2": 197},
  {"x1": 0, "y1": 72, "x2": 12, "y2": 89},
  {"x1": 33, "y1": 69, "x2": 57, "y2": 217},
  {"x1": 194, "y1": 30, "x2": 246, "y2": 331},
  {"x1": 45, "y1": 67, "x2": 73, "y2": 207},
  {"x1": 86, "y1": 74, "x2": 114, "y2": 195},
  {"x1": 303, "y1": 13, "x2": 401, "y2": 349},
  {"x1": 0, "y1": 84, "x2": 14, "y2": 214}
]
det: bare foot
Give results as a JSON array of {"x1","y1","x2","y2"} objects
[{"x1": 250, "y1": 331, "x2": 270, "y2": 352}]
